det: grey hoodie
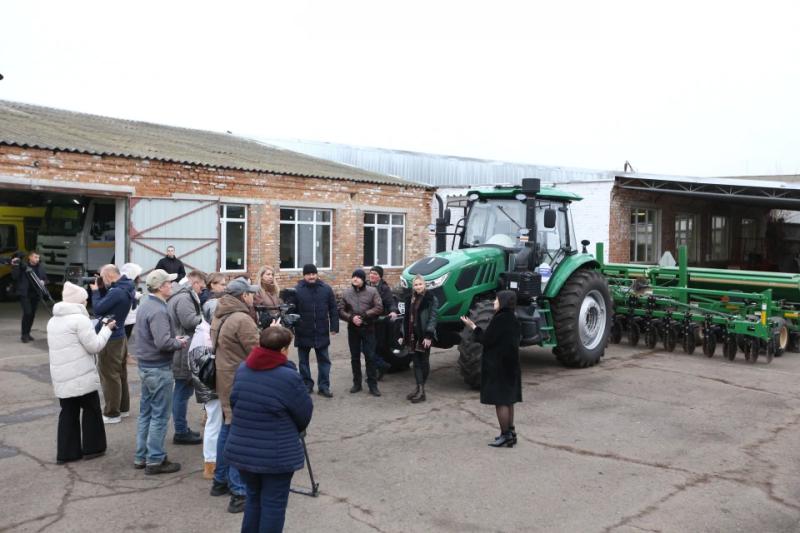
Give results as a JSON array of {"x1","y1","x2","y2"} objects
[
  {"x1": 167, "y1": 285, "x2": 202, "y2": 380},
  {"x1": 134, "y1": 294, "x2": 182, "y2": 368}
]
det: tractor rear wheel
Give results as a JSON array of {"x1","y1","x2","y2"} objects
[
  {"x1": 457, "y1": 299, "x2": 495, "y2": 389},
  {"x1": 551, "y1": 269, "x2": 612, "y2": 368}
]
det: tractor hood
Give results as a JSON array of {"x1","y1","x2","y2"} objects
[{"x1": 405, "y1": 247, "x2": 505, "y2": 282}]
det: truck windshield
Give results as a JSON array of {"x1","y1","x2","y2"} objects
[
  {"x1": 40, "y1": 204, "x2": 86, "y2": 236},
  {"x1": 463, "y1": 199, "x2": 525, "y2": 248}
]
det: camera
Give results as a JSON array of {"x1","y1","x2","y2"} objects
[
  {"x1": 255, "y1": 303, "x2": 300, "y2": 331},
  {"x1": 100, "y1": 315, "x2": 115, "y2": 325}
]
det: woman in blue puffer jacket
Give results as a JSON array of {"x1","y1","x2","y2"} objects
[{"x1": 225, "y1": 325, "x2": 313, "y2": 533}]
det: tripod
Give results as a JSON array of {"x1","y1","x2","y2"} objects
[
  {"x1": 26, "y1": 267, "x2": 56, "y2": 316},
  {"x1": 290, "y1": 433, "x2": 319, "y2": 497}
]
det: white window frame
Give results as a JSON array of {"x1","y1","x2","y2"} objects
[
  {"x1": 630, "y1": 206, "x2": 660, "y2": 263},
  {"x1": 710, "y1": 215, "x2": 729, "y2": 261},
  {"x1": 363, "y1": 212, "x2": 405, "y2": 267},
  {"x1": 675, "y1": 213, "x2": 700, "y2": 263},
  {"x1": 220, "y1": 204, "x2": 248, "y2": 272},
  {"x1": 279, "y1": 207, "x2": 333, "y2": 270}
]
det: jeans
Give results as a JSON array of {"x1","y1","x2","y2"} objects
[
  {"x1": 98, "y1": 337, "x2": 129, "y2": 418},
  {"x1": 203, "y1": 399, "x2": 222, "y2": 462},
  {"x1": 135, "y1": 366, "x2": 174, "y2": 466},
  {"x1": 239, "y1": 470, "x2": 294, "y2": 533},
  {"x1": 172, "y1": 378, "x2": 195, "y2": 434},
  {"x1": 19, "y1": 295, "x2": 39, "y2": 337},
  {"x1": 348, "y1": 327, "x2": 378, "y2": 387},
  {"x1": 214, "y1": 423, "x2": 245, "y2": 496},
  {"x1": 296, "y1": 346, "x2": 331, "y2": 392}
]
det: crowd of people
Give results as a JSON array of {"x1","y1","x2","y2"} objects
[{"x1": 14, "y1": 243, "x2": 524, "y2": 532}]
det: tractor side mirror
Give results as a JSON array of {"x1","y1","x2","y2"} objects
[
  {"x1": 543, "y1": 208, "x2": 557, "y2": 229},
  {"x1": 581, "y1": 239, "x2": 590, "y2": 253}
]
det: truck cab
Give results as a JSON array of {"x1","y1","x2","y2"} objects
[
  {"x1": 37, "y1": 198, "x2": 116, "y2": 284},
  {"x1": 0, "y1": 206, "x2": 45, "y2": 300}
]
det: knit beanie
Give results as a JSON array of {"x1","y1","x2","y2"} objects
[
  {"x1": 302, "y1": 264, "x2": 318, "y2": 275},
  {"x1": 62, "y1": 281, "x2": 88, "y2": 304},
  {"x1": 369, "y1": 265, "x2": 384, "y2": 278},
  {"x1": 352, "y1": 269, "x2": 367, "y2": 283}
]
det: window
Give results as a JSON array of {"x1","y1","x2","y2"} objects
[
  {"x1": 0, "y1": 224, "x2": 18, "y2": 253},
  {"x1": 710, "y1": 216, "x2": 729, "y2": 261},
  {"x1": 221, "y1": 204, "x2": 247, "y2": 271},
  {"x1": 741, "y1": 218, "x2": 759, "y2": 256},
  {"x1": 280, "y1": 208, "x2": 332, "y2": 269},
  {"x1": 630, "y1": 208, "x2": 659, "y2": 263},
  {"x1": 675, "y1": 213, "x2": 700, "y2": 262},
  {"x1": 90, "y1": 203, "x2": 116, "y2": 241},
  {"x1": 363, "y1": 213, "x2": 405, "y2": 267}
]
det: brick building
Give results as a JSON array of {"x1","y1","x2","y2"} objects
[{"x1": 0, "y1": 100, "x2": 433, "y2": 293}]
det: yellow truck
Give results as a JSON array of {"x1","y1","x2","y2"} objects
[{"x1": 0, "y1": 206, "x2": 46, "y2": 300}]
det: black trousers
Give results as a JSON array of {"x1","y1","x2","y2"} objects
[
  {"x1": 57, "y1": 390, "x2": 107, "y2": 463},
  {"x1": 19, "y1": 294, "x2": 40, "y2": 337},
  {"x1": 412, "y1": 350, "x2": 431, "y2": 385},
  {"x1": 348, "y1": 327, "x2": 378, "y2": 387}
]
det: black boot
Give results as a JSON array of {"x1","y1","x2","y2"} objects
[
  {"x1": 411, "y1": 385, "x2": 426, "y2": 403},
  {"x1": 350, "y1": 382, "x2": 362, "y2": 394},
  {"x1": 406, "y1": 385, "x2": 420, "y2": 401}
]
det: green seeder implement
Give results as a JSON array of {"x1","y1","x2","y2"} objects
[{"x1": 599, "y1": 243, "x2": 800, "y2": 363}]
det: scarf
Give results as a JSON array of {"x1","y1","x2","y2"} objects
[{"x1": 245, "y1": 346, "x2": 288, "y2": 370}]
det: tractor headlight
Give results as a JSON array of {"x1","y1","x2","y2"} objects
[
  {"x1": 400, "y1": 277, "x2": 409, "y2": 289},
  {"x1": 425, "y1": 273, "x2": 449, "y2": 290}
]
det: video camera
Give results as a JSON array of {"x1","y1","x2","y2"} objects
[
  {"x1": 0, "y1": 251, "x2": 26, "y2": 265},
  {"x1": 255, "y1": 288, "x2": 301, "y2": 330}
]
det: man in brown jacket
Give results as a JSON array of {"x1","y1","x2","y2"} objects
[
  {"x1": 209, "y1": 277, "x2": 259, "y2": 514},
  {"x1": 339, "y1": 269, "x2": 383, "y2": 396}
]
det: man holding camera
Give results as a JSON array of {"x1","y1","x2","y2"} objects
[
  {"x1": 11, "y1": 251, "x2": 48, "y2": 343},
  {"x1": 133, "y1": 269, "x2": 188, "y2": 475},
  {"x1": 339, "y1": 269, "x2": 383, "y2": 397},
  {"x1": 90, "y1": 265, "x2": 135, "y2": 424},
  {"x1": 167, "y1": 270, "x2": 205, "y2": 445}
]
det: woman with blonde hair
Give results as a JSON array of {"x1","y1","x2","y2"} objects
[
  {"x1": 398, "y1": 275, "x2": 439, "y2": 403},
  {"x1": 253, "y1": 266, "x2": 282, "y2": 318}
]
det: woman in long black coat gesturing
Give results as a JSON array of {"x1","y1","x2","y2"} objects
[{"x1": 461, "y1": 290, "x2": 522, "y2": 448}]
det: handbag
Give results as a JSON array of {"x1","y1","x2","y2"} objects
[{"x1": 195, "y1": 314, "x2": 231, "y2": 389}]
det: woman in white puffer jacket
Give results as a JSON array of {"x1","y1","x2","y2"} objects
[{"x1": 47, "y1": 281, "x2": 115, "y2": 464}]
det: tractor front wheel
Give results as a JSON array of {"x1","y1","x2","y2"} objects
[
  {"x1": 551, "y1": 269, "x2": 612, "y2": 368},
  {"x1": 457, "y1": 300, "x2": 495, "y2": 389}
]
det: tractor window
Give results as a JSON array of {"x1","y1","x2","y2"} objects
[
  {"x1": 536, "y1": 201, "x2": 572, "y2": 264},
  {"x1": 463, "y1": 199, "x2": 526, "y2": 248}
]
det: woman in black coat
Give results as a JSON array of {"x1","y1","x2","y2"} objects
[
  {"x1": 398, "y1": 275, "x2": 439, "y2": 403},
  {"x1": 461, "y1": 290, "x2": 522, "y2": 448}
]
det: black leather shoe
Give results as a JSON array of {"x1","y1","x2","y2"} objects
[
  {"x1": 349, "y1": 383, "x2": 362, "y2": 393},
  {"x1": 488, "y1": 432, "x2": 515, "y2": 448},
  {"x1": 210, "y1": 480, "x2": 230, "y2": 496},
  {"x1": 173, "y1": 430, "x2": 202, "y2": 445},
  {"x1": 368, "y1": 386, "x2": 381, "y2": 397},
  {"x1": 20, "y1": 336, "x2": 29, "y2": 343},
  {"x1": 318, "y1": 389, "x2": 333, "y2": 398},
  {"x1": 228, "y1": 494, "x2": 246, "y2": 513}
]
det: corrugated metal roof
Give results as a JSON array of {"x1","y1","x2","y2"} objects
[
  {"x1": 264, "y1": 138, "x2": 614, "y2": 187},
  {"x1": 0, "y1": 100, "x2": 425, "y2": 188}
]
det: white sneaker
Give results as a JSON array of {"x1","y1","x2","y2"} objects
[
  {"x1": 103, "y1": 416, "x2": 122, "y2": 424},
  {"x1": 120, "y1": 411, "x2": 130, "y2": 418}
]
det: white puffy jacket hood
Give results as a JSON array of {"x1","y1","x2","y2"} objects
[{"x1": 47, "y1": 302, "x2": 112, "y2": 399}]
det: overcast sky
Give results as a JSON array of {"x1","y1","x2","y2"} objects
[{"x1": 2, "y1": 1, "x2": 799, "y2": 177}]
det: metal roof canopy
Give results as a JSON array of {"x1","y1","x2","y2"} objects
[{"x1": 616, "y1": 173, "x2": 800, "y2": 210}]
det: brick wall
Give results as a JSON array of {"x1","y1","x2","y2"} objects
[
  {"x1": 608, "y1": 184, "x2": 770, "y2": 265},
  {"x1": 0, "y1": 145, "x2": 432, "y2": 293}
]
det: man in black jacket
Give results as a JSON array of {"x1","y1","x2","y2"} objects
[
  {"x1": 154, "y1": 245, "x2": 186, "y2": 281},
  {"x1": 368, "y1": 266, "x2": 398, "y2": 378},
  {"x1": 11, "y1": 251, "x2": 48, "y2": 343}
]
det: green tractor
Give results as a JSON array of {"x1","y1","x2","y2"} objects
[{"x1": 399, "y1": 179, "x2": 612, "y2": 388}]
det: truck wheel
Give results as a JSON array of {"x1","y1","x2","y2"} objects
[
  {"x1": 457, "y1": 299, "x2": 494, "y2": 389},
  {"x1": 0, "y1": 276, "x2": 16, "y2": 302},
  {"x1": 551, "y1": 269, "x2": 612, "y2": 368}
]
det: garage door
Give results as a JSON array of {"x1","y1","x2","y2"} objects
[{"x1": 130, "y1": 198, "x2": 218, "y2": 276}]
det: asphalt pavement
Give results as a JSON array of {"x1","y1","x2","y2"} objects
[{"x1": 1, "y1": 301, "x2": 799, "y2": 532}]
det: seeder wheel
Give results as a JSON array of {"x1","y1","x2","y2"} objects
[
  {"x1": 663, "y1": 328, "x2": 676, "y2": 352},
  {"x1": 683, "y1": 325, "x2": 697, "y2": 355},
  {"x1": 628, "y1": 322, "x2": 640, "y2": 347},
  {"x1": 703, "y1": 334, "x2": 716, "y2": 358},
  {"x1": 743, "y1": 338, "x2": 756, "y2": 363},
  {"x1": 723, "y1": 337, "x2": 737, "y2": 361},
  {"x1": 610, "y1": 321, "x2": 623, "y2": 344},
  {"x1": 645, "y1": 327, "x2": 658, "y2": 349},
  {"x1": 765, "y1": 337, "x2": 776, "y2": 364}
]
